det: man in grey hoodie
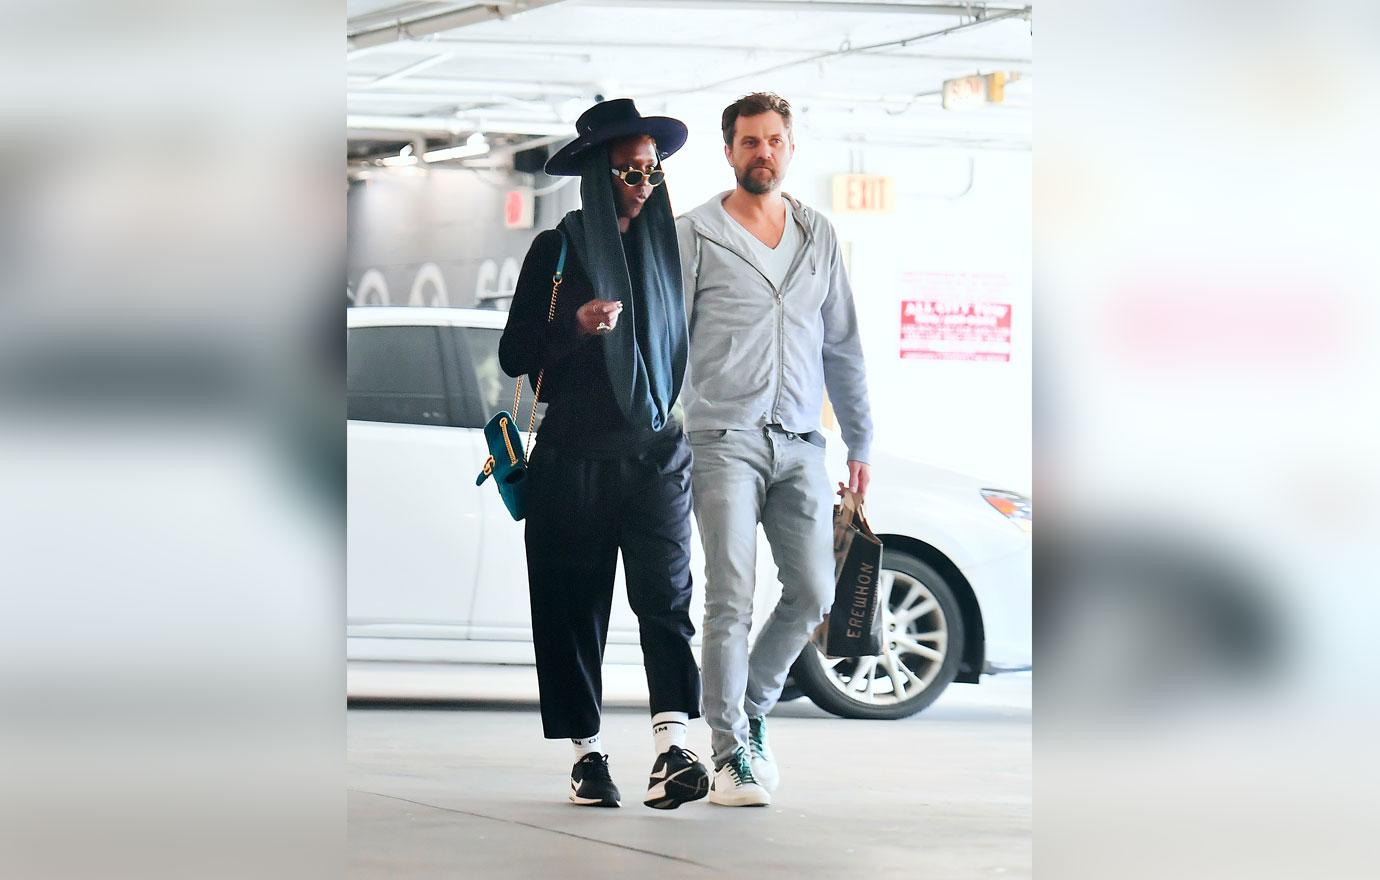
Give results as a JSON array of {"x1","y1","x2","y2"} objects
[{"x1": 675, "y1": 92, "x2": 874, "y2": 806}]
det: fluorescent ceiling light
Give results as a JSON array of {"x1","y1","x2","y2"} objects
[{"x1": 423, "y1": 132, "x2": 490, "y2": 162}]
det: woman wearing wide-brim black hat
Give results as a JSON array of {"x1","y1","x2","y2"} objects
[{"x1": 499, "y1": 98, "x2": 709, "y2": 810}]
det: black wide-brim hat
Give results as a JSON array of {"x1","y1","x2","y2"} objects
[{"x1": 544, "y1": 98, "x2": 689, "y2": 176}]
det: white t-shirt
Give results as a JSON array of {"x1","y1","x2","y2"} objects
[{"x1": 719, "y1": 201, "x2": 801, "y2": 291}]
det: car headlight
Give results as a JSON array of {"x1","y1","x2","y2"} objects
[{"x1": 981, "y1": 489, "x2": 1032, "y2": 532}]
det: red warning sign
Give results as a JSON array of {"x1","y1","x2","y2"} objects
[
  {"x1": 900, "y1": 299, "x2": 1011, "y2": 361},
  {"x1": 899, "y1": 271, "x2": 1013, "y2": 361},
  {"x1": 504, "y1": 187, "x2": 534, "y2": 229}
]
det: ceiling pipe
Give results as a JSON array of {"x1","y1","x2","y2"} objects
[
  {"x1": 347, "y1": 0, "x2": 570, "y2": 51},
  {"x1": 348, "y1": 93, "x2": 559, "y2": 115},
  {"x1": 638, "y1": 5, "x2": 1030, "y2": 99},
  {"x1": 359, "y1": 53, "x2": 457, "y2": 89},
  {"x1": 345, "y1": 75, "x2": 589, "y2": 98},
  {"x1": 350, "y1": 40, "x2": 591, "y2": 62},
  {"x1": 346, "y1": 114, "x2": 574, "y2": 137}
]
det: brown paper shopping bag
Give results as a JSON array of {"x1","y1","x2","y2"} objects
[{"x1": 815, "y1": 488, "x2": 885, "y2": 658}]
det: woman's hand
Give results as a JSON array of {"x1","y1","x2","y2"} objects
[{"x1": 576, "y1": 299, "x2": 624, "y2": 337}]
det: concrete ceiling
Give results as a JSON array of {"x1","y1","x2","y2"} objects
[{"x1": 347, "y1": 0, "x2": 1032, "y2": 162}]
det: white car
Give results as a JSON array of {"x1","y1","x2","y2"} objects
[{"x1": 348, "y1": 306, "x2": 1031, "y2": 719}]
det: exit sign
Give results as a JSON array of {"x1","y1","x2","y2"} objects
[{"x1": 832, "y1": 174, "x2": 895, "y2": 214}]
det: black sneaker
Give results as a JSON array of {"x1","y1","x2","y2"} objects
[
  {"x1": 643, "y1": 745, "x2": 710, "y2": 810},
  {"x1": 569, "y1": 753, "x2": 620, "y2": 807}
]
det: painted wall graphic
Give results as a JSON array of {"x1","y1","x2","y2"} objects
[
  {"x1": 899, "y1": 271, "x2": 1013, "y2": 362},
  {"x1": 347, "y1": 166, "x2": 578, "y2": 310}
]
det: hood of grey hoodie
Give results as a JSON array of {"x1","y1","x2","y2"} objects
[
  {"x1": 674, "y1": 191, "x2": 874, "y2": 463},
  {"x1": 680, "y1": 191, "x2": 827, "y2": 284}
]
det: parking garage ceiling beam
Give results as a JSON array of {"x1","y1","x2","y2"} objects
[
  {"x1": 348, "y1": 0, "x2": 570, "y2": 51},
  {"x1": 569, "y1": 0, "x2": 1029, "y2": 15},
  {"x1": 345, "y1": 75, "x2": 589, "y2": 97},
  {"x1": 356, "y1": 36, "x2": 1030, "y2": 66}
]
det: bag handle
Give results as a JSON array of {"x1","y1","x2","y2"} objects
[
  {"x1": 837, "y1": 486, "x2": 874, "y2": 533},
  {"x1": 837, "y1": 486, "x2": 863, "y2": 520},
  {"x1": 511, "y1": 233, "x2": 567, "y2": 459}
]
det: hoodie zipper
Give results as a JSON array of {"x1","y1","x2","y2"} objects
[{"x1": 770, "y1": 220, "x2": 815, "y2": 422}]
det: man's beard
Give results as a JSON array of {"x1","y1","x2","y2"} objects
[{"x1": 737, "y1": 163, "x2": 780, "y2": 195}]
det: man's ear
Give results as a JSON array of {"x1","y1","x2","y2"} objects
[{"x1": 723, "y1": 143, "x2": 732, "y2": 164}]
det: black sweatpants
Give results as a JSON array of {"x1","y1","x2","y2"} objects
[{"x1": 524, "y1": 432, "x2": 702, "y2": 739}]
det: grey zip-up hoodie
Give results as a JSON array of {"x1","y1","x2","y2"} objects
[{"x1": 676, "y1": 192, "x2": 873, "y2": 463}]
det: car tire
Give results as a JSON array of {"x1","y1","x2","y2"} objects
[{"x1": 791, "y1": 548, "x2": 965, "y2": 720}]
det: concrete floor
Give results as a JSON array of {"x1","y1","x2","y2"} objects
[{"x1": 348, "y1": 669, "x2": 1031, "y2": 879}]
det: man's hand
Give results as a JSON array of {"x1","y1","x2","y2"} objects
[
  {"x1": 577, "y1": 299, "x2": 624, "y2": 337},
  {"x1": 837, "y1": 460, "x2": 871, "y2": 500}
]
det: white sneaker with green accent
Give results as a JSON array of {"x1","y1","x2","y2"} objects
[
  {"x1": 709, "y1": 746, "x2": 771, "y2": 807},
  {"x1": 748, "y1": 715, "x2": 780, "y2": 793}
]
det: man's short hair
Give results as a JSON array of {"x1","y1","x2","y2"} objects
[{"x1": 721, "y1": 92, "x2": 792, "y2": 146}]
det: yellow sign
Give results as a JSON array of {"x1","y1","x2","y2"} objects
[
  {"x1": 832, "y1": 174, "x2": 895, "y2": 214},
  {"x1": 942, "y1": 71, "x2": 1020, "y2": 110}
]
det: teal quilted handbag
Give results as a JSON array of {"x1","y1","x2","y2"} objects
[{"x1": 475, "y1": 233, "x2": 566, "y2": 520}]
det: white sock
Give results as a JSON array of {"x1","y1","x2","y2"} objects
[
  {"x1": 572, "y1": 733, "x2": 602, "y2": 759},
  {"x1": 651, "y1": 711, "x2": 689, "y2": 754}
]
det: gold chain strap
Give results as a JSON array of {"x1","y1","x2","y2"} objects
[
  {"x1": 498, "y1": 416, "x2": 518, "y2": 466},
  {"x1": 510, "y1": 264, "x2": 563, "y2": 460},
  {"x1": 527, "y1": 272, "x2": 562, "y2": 457}
]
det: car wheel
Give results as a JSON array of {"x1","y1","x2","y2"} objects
[{"x1": 791, "y1": 549, "x2": 965, "y2": 720}]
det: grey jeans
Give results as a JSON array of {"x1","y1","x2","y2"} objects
[{"x1": 689, "y1": 426, "x2": 835, "y2": 766}]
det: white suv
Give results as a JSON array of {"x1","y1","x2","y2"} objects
[{"x1": 348, "y1": 306, "x2": 1031, "y2": 719}]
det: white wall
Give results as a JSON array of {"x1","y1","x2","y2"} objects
[{"x1": 663, "y1": 103, "x2": 1031, "y2": 494}]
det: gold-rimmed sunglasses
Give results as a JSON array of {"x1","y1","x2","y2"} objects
[{"x1": 610, "y1": 165, "x2": 666, "y2": 187}]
